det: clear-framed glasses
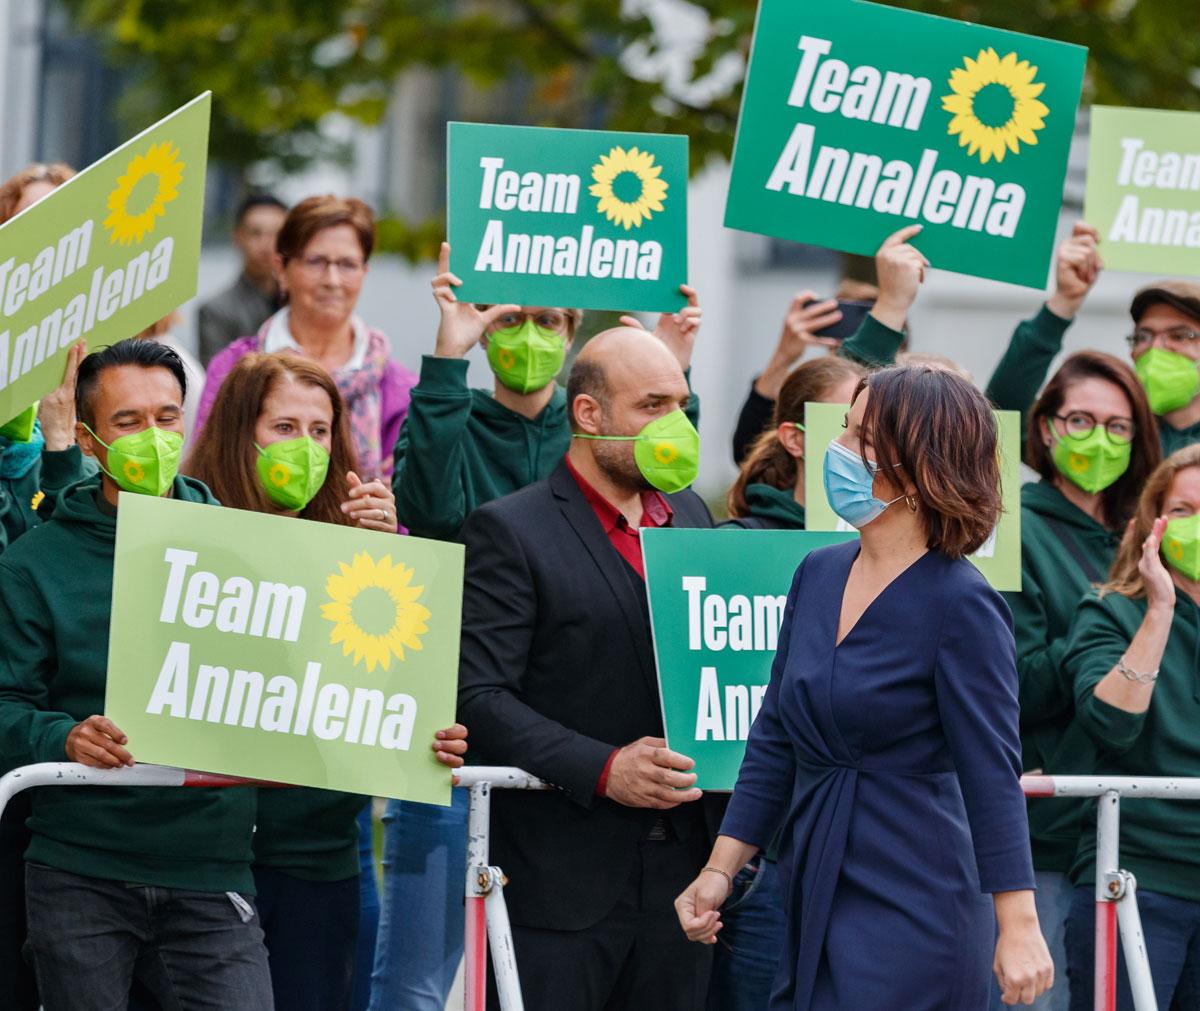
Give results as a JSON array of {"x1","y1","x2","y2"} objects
[
  {"x1": 1052, "y1": 411, "x2": 1136, "y2": 444},
  {"x1": 294, "y1": 254, "x2": 366, "y2": 277},
  {"x1": 491, "y1": 308, "x2": 571, "y2": 335},
  {"x1": 1126, "y1": 326, "x2": 1200, "y2": 351}
]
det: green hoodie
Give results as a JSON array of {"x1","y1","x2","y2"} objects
[
  {"x1": 393, "y1": 355, "x2": 702, "y2": 541},
  {"x1": 0, "y1": 474, "x2": 258, "y2": 894},
  {"x1": 723, "y1": 483, "x2": 807, "y2": 530},
  {"x1": 1065, "y1": 589, "x2": 1200, "y2": 903},
  {"x1": 0, "y1": 446, "x2": 94, "y2": 551},
  {"x1": 252, "y1": 788, "x2": 366, "y2": 882},
  {"x1": 1003, "y1": 481, "x2": 1120, "y2": 871}
]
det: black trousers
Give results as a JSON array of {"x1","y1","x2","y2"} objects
[
  {"x1": 0, "y1": 797, "x2": 37, "y2": 1011},
  {"x1": 490, "y1": 833, "x2": 713, "y2": 1011}
]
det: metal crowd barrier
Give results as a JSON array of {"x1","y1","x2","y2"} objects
[{"x1": 1, "y1": 765, "x2": 1195, "y2": 1011}]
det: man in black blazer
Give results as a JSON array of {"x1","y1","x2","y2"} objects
[{"x1": 457, "y1": 327, "x2": 716, "y2": 1010}]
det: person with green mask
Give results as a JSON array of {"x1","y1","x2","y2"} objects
[
  {"x1": 1060, "y1": 445, "x2": 1200, "y2": 1008},
  {"x1": 183, "y1": 351, "x2": 467, "y2": 1011},
  {"x1": 0, "y1": 339, "x2": 277, "y2": 1009},
  {"x1": 377, "y1": 242, "x2": 704, "y2": 1011},
  {"x1": 996, "y1": 351, "x2": 1161, "y2": 1011}
]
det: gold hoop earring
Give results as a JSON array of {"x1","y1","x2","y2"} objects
[{"x1": 905, "y1": 494, "x2": 919, "y2": 512}]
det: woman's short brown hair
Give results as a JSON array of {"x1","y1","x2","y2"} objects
[
  {"x1": 727, "y1": 356, "x2": 864, "y2": 518},
  {"x1": 185, "y1": 353, "x2": 358, "y2": 526},
  {"x1": 1104, "y1": 445, "x2": 1200, "y2": 599},
  {"x1": 859, "y1": 364, "x2": 1000, "y2": 558},
  {"x1": 1026, "y1": 351, "x2": 1161, "y2": 531},
  {"x1": 0, "y1": 162, "x2": 76, "y2": 224},
  {"x1": 276, "y1": 195, "x2": 375, "y2": 263}
]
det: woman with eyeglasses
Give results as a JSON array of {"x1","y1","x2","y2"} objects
[
  {"x1": 998, "y1": 352, "x2": 1160, "y2": 1010},
  {"x1": 196, "y1": 195, "x2": 417, "y2": 482},
  {"x1": 1061, "y1": 445, "x2": 1200, "y2": 1008}
]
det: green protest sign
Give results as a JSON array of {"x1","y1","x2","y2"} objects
[
  {"x1": 725, "y1": 1, "x2": 1087, "y2": 289},
  {"x1": 105, "y1": 495, "x2": 463, "y2": 805},
  {"x1": 1084, "y1": 106, "x2": 1200, "y2": 277},
  {"x1": 447, "y1": 122, "x2": 688, "y2": 312},
  {"x1": 0, "y1": 94, "x2": 210, "y2": 425},
  {"x1": 803, "y1": 401, "x2": 1022, "y2": 591},
  {"x1": 643, "y1": 527, "x2": 857, "y2": 790}
]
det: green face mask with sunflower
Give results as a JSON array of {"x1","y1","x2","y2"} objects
[
  {"x1": 82, "y1": 424, "x2": 182, "y2": 497},
  {"x1": 574, "y1": 409, "x2": 700, "y2": 494},
  {"x1": 1162, "y1": 515, "x2": 1200, "y2": 582},
  {"x1": 1050, "y1": 427, "x2": 1131, "y2": 494},
  {"x1": 1135, "y1": 348, "x2": 1200, "y2": 415},
  {"x1": 486, "y1": 320, "x2": 566, "y2": 395},
  {"x1": 255, "y1": 436, "x2": 330, "y2": 511}
]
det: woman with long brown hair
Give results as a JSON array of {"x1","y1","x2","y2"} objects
[
  {"x1": 678, "y1": 365, "x2": 1053, "y2": 1008},
  {"x1": 1003, "y1": 351, "x2": 1160, "y2": 1010},
  {"x1": 186, "y1": 352, "x2": 466, "y2": 1011},
  {"x1": 1061, "y1": 446, "x2": 1200, "y2": 1009},
  {"x1": 725, "y1": 357, "x2": 863, "y2": 530}
]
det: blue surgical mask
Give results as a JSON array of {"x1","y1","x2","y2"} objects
[{"x1": 822, "y1": 440, "x2": 903, "y2": 529}]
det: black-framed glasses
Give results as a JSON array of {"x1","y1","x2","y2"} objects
[
  {"x1": 1052, "y1": 411, "x2": 1136, "y2": 444},
  {"x1": 1126, "y1": 327, "x2": 1200, "y2": 350}
]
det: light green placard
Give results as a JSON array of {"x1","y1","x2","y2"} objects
[
  {"x1": 643, "y1": 527, "x2": 857, "y2": 791},
  {"x1": 1084, "y1": 106, "x2": 1200, "y2": 277},
  {"x1": 0, "y1": 94, "x2": 210, "y2": 425},
  {"x1": 725, "y1": 0, "x2": 1087, "y2": 289},
  {"x1": 447, "y1": 122, "x2": 688, "y2": 312},
  {"x1": 105, "y1": 496, "x2": 464, "y2": 805},
  {"x1": 803, "y1": 401, "x2": 1021, "y2": 591}
]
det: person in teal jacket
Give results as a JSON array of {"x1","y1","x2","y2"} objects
[
  {"x1": 185, "y1": 350, "x2": 467, "y2": 1011},
  {"x1": 986, "y1": 221, "x2": 1200, "y2": 455},
  {"x1": 1061, "y1": 445, "x2": 1200, "y2": 1010},
  {"x1": 0, "y1": 339, "x2": 273, "y2": 1008},
  {"x1": 1000, "y1": 350, "x2": 1161, "y2": 1011},
  {"x1": 375, "y1": 241, "x2": 704, "y2": 1011}
]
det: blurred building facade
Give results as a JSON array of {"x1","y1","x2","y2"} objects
[{"x1": 1, "y1": 0, "x2": 1160, "y2": 496}]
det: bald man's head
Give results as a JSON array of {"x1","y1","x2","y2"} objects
[{"x1": 567, "y1": 327, "x2": 685, "y2": 434}]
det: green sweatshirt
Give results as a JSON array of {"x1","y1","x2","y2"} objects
[
  {"x1": 838, "y1": 313, "x2": 906, "y2": 369},
  {"x1": 0, "y1": 446, "x2": 94, "y2": 551},
  {"x1": 0, "y1": 475, "x2": 258, "y2": 894},
  {"x1": 252, "y1": 788, "x2": 367, "y2": 882},
  {"x1": 1064, "y1": 590, "x2": 1200, "y2": 903},
  {"x1": 393, "y1": 355, "x2": 702, "y2": 541},
  {"x1": 986, "y1": 304, "x2": 1200, "y2": 456},
  {"x1": 727, "y1": 483, "x2": 807, "y2": 530},
  {"x1": 1003, "y1": 481, "x2": 1120, "y2": 871}
]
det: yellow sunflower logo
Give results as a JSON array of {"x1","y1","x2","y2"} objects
[
  {"x1": 497, "y1": 348, "x2": 516, "y2": 369},
  {"x1": 1167, "y1": 539, "x2": 1185, "y2": 562},
  {"x1": 123, "y1": 460, "x2": 146, "y2": 484},
  {"x1": 102, "y1": 141, "x2": 185, "y2": 246},
  {"x1": 1067, "y1": 453, "x2": 1089, "y2": 475},
  {"x1": 30, "y1": 491, "x2": 44, "y2": 511},
  {"x1": 942, "y1": 49, "x2": 1049, "y2": 164},
  {"x1": 589, "y1": 146, "x2": 669, "y2": 231},
  {"x1": 653, "y1": 442, "x2": 679, "y2": 465},
  {"x1": 268, "y1": 462, "x2": 291, "y2": 487},
  {"x1": 321, "y1": 552, "x2": 431, "y2": 674}
]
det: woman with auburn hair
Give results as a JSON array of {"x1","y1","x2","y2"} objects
[
  {"x1": 725, "y1": 357, "x2": 863, "y2": 530},
  {"x1": 1060, "y1": 446, "x2": 1200, "y2": 1010},
  {"x1": 678, "y1": 365, "x2": 1053, "y2": 1009},
  {"x1": 0, "y1": 162, "x2": 75, "y2": 223},
  {"x1": 185, "y1": 352, "x2": 466, "y2": 1011},
  {"x1": 1001, "y1": 351, "x2": 1159, "y2": 1011},
  {"x1": 196, "y1": 194, "x2": 417, "y2": 480}
]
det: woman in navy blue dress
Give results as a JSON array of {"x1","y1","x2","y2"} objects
[{"x1": 677, "y1": 365, "x2": 1054, "y2": 1008}]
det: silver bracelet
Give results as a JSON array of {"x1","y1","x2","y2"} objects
[{"x1": 1117, "y1": 656, "x2": 1159, "y2": 685}]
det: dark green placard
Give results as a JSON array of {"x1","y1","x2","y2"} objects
[
  {"x1": 447, "y1": 122, "x2": 688, "y2": 312},
  {"x1": 725, "y1": 0, "x2": 1087, "y2": 289},
  {"x1": 643, "y1": 527, "x2": 857, "y2": 791}
]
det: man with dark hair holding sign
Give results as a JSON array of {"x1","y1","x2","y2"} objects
[
  {"x1": 0, "y1": 340, "x2": 274, "y2": 1009},
  {"x1": 456, "y1": 326, "x2": 718, "y2": 1011}
]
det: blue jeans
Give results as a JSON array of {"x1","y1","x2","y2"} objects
[
  {"x1": 369, "y1": 789, "x2": 468, "y2": 1011},
  {"x1": 352, "y1": 806, "x2": 380, "y2": 1011},
  {"x1": 706, "y1": 856, "x2": 786, "y2": 1010},
  {"x1": 989, "y1": 870, "x2": 1073, "y2": 1011},
  {"x1": 1065, "y1": 883, "x2": 1200, "y2": 1010},
  {"x1": 24, "y1": 861, "x2": 272, "y2": 1011}
]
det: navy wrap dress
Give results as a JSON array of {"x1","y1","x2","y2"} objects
[{"x1": 721, "y1": 542, "x2": 1035, "y2": 1010}]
